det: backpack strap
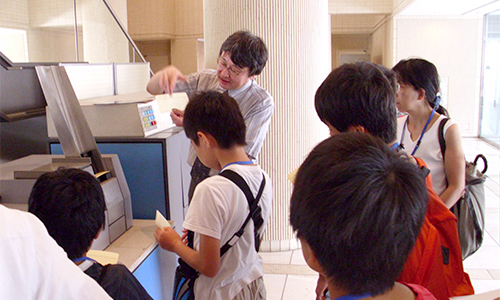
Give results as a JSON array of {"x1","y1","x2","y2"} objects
[
  {"x1": 219, "y1": 169, "x2": 266, "y2": 256},
  {"x1": 438, "y1": 118, "x2": 450, "y2": 160}
]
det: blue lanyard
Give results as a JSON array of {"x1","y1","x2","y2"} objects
[
  {"x1": 400, "y1": 109, "x2": 435, "y2": 156},
  {"x1": 335, "y1": 293, "x2": 371, "y2": 300},
  {"x1": 72, "y1": 256, "x2": 98, "y2": 263},
  {"x1": 219, "y1": 160, "x2": 253, "y2": 173},
  {"x1": 390, "y1": 142, "x2": 400, "y2": 151}
]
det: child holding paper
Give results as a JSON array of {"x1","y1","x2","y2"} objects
[{"x1": 154, "y1": 91, "x2": 273, "y2": 300}]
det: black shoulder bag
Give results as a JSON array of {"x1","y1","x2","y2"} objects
[{"x1": 438, "y1": 118, "x2": 488, "y2": 259}]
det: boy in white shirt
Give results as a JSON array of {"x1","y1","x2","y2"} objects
[
  {"x1": 0, "y1": 204, "x2": 112, "y2": 300},
  {"x1": 155, "y1": 91, "x2": 272, "y2": 300}
]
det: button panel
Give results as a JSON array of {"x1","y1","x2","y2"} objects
[{"x1": 139, "y1": 105, "x2": 158, "y2": 132}]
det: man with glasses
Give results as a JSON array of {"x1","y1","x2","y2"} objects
[{"x1": 147, "y1": 30, "x2": 273, "y2": 199}]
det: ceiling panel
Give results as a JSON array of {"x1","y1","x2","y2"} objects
[
  {"x1": 400, "y1": 0, "x2": 500, "y2": 16},
  {"x1": 329, "y1": 0, "x2": 500, "y2": 35}
]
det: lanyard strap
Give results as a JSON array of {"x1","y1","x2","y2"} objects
[
  {"x1": 219, "y1": 160, "x2": 253, "y2": 173},
  {"x1": 390, "y1": 142, "x2": 400, "y2": 151},
  {"x1": 400, "y1": 110, "x2": 435, "y2": 156},
  {"x1": 335, "y1": 293, "x2": 371, "y2": 300},
  {"x1": 72, "y1": 256, "x2": 98, "y2": 264}
]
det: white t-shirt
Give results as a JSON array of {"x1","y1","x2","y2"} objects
[
  {"x1": 182, "y1": 164, "x2": 272, "y2": 299},
  {"x1": 0, "y1": 204, "x2": 112, "y2": 300},
  {"x1": 397, "y1": 114, "x2": 457, "y2": 195}
]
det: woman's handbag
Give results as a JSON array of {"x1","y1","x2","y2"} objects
[
  {"x1": 438, "y1": 118, "x2": 488, "y2": 259},
  {"x1": 450, "y1": 154, "x2": 488, "y2": 259}
]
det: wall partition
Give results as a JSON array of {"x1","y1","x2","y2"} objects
[{"x1": 0, "y1": 0, "x2": 146, "y2": 66}]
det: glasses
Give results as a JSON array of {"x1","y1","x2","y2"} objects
[{"x1": 218, "y1": 58, "x2": 244, "y2": 77}]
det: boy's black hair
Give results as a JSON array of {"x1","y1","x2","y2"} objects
[
  {"x1": 392, "y1": 58, "x2": 449, "y2": 116},
  {"x1": 184, "y1": 91, "x2": 247, "y2": 149},
  {"x1": 219, "y1": 30, "x2": 268, "y2": 76},
  {"x1": 378, "y1": 66, "x2": 398, "y2": 94},
  {"x1": 290, "y1": 132, "x2": 428, "y2": 296},
  {"x1": 28, "y1": 168, "x2": 106, "y2": 260},
  {"x1": 315, "y1": 61, "x2": 397, "y2": 143}
]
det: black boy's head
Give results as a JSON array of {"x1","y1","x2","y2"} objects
[
  {"x1": 315, "y1": 61, "x2": 397, "y2": 143},
  {"x1": 219, "y1": 30, "x2": 268, "y2": 76},
  {"x1": 184, "y1": 91, "x2": 247, "y2": 149},
  {"x1": 28, "y1": 168, "x2": 105, "y2": 260},
  {"x1": 290, "y1": 132, "x2": 428, "y2": 296}
]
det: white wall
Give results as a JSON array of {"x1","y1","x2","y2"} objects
[
  {"x1": 331, "y1": 34, "x2": 370, "y2": 69},
  {"x1": 370, "y1": 18, "x2": 393, "y2": 68},
  {"x1": 26, "y1": 29, "x2": 78, "y2": 62},
  {"x1": 393, "y1": 16, "x2": 484, "y2": 137}
]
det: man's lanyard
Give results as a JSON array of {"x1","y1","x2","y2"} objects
[
  {"x1": 219, "y1": 160, "x2": 254, "y2": 174},
  {"x1": 335, "y1": 293, "x2": 371, "y2": 300},
  {"x1": 400, "y1": 109, "x2": 435, "y2": 156}
]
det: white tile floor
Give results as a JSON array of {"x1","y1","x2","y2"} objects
[{"x1": 260, "y1": 137, "x2": 500, "y2": 300}]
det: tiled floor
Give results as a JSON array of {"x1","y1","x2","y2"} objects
[{"x1": 260, "y1": 137, "x2": 500, "y2": 299}]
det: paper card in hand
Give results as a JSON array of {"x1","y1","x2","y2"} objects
[{"x1": 155, "y1": 210, "x2": 171, "y2": 229}]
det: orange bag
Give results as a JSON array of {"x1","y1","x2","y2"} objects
[{"x1": 398, "y1": 157, "x2": 474, "y2": 300}]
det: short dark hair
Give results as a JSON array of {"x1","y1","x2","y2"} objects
[
  {"x1": 28, "y1": 168, "x2": 106, "y2": 260},
  {"x1": 378, "y1": 66, "x2": 398, "y2": 94},
  {"x1": 219, "y1": 30, "x2": 268, "y2": 76},
  {"x1": 184, "y1": 91, "x2": 247, "y2": 149},
  {"x1": 315, "y1": 61, "x2": 397, "y2": 143},
  {"x1": 392, "y1": 58, "x2": 448, "y2": 116},
  {"x1": 290, "y1": 132, "x2": 428, "y2": 296}
]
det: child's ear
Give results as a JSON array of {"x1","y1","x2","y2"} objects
[
  {"x1": 94, "y1": 227, "x2": 102, "y2": 240},
  {"x1": 197, "y1": 132, "x2": 210, "y2": 147},
  {"x1": 347, "y1": 125, "x2": 369, "y2": 134},
  {"x1": 197, "y1": 131, "x2": 218, "y2": 148},
  {"x1": 299, "y1": 238, "x2": 325, "y2": 274}
]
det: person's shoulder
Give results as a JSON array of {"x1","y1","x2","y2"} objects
[
  {"x1": 192, "y1": 175, "x2": 231, "y2": 200},
  {"x1": 99, "y1": 264, "x2": 153, "y2": 300},
  {"x1": 221, "y1": 164, "x2": 271, "y2": 192},
  {"x1": 0, "y1": 204, "x2": 32, "y2": 222},
  {"x1": 98, "y1": 264, "x2": 141, "y2": 289},
  {"x1": 436, "y1": 114, "x2": 461, "y2": 138},
  {"x1": 103, "y1": 263, "x2": 134, "y2": 276},
  {"x1": 247, "y1": 80, "x2": 273, "y2": 102},
  {"x1": 0, "y1": 204, "x2": 47, "y2": 235},
  {"x1": 82, "y1": 262, "x2": 103, "y2": 280}
]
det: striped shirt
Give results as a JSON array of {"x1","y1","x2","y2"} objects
[{"x1": 175, "y1": 69, "x2": 274, "y2": 164}]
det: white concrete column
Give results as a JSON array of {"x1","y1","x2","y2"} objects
[{"x1": 204, "y1": 0, "x2": 331, "y2": 251}]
